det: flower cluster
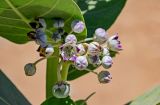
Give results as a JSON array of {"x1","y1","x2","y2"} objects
[{"x1": 24, "y1": 17, "x2": 122, "y2": 98}]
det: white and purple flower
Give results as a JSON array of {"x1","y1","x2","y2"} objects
[
  {"x1": 88, "y1": 42, "x2": 102, "y2": 56},
  {"x1": 87, "y1": 54, "x2": 101, "y2": 65},
  {"x1": 76, "y1": 43, "x2": 87, "y2": 55},
  {"x1": 65, "y1": 34, "x2": 77, "y2": 44},
  {"x1": 102, "y1": 47, "x2": 110, "y2": 56},
  {"x1": 102, "y1": 56, "x2": 113, "y2": 69},
  {"x1": 74, "y1": 56, "x2": 88, "y2": 70},
  {"x1": 60, "y1": 43, "x2": 79, "y2": 61},
  {"x1": 71, "y1": 20, "x2": 85, "y2": 33},
  {"x1": 107, "y1": 34, "x2": 122, "y2": 52},
  {"x1": 94, "y1": 28, "x2": 108, "y2": 44},
  {"x1": 45, "y1": 45, "x2": 54, "y2": 57}
]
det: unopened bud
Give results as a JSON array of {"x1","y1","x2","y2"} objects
[
  {"x1": 77, "y1": 44, "x2": 86, "y2": 55},
  {"x1": 94, "y1": 28, "x2": 108, "y2": 44},
  {"x1": 102, "y1": 48, "x2": 110, "y2": 56},
  {"x1": 53, "y1": 18, "x2": 64, "y2": 28},
  {"x1": 45, "y1": 45, "x2": 54, "y2": 57},
  {"x1": 52, "y1": 81, "x2": 70, "y2": 98},
  {"x1": 65, "y1": 34, "x2": 77, "y2": 44},
  {"x1": 98, "y1": 71, "x2": 112, "y2": 84},
  {"x1": 102, "y1": 56, "x2": 113, "y2": 69},
  {"x1": 88, "y1": 42, "x2": 102, "y2": 56},
  {"x1": 71, "y1": 20, "x2": 85, "y2": 33},
  {"x1": 24, "y1": 63, "x2": 36, "y2": 76},
  {"x1": 87, "y1": 55, "x2": 101, "y2": 65},
  {"x1": 74, "y1": 56, "x2": 88, "y2": 70}
]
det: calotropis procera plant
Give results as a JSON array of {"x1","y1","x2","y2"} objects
[
  {"x1": 0, "y1": 0, "x2": 127, "y2": 104},
  {"x1": 25, "y1": 18, "x2": 122, "y2": 99}
]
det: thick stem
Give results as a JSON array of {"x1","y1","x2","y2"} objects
[
  {"x1": 57, "y1": 60, "x2": 63, "y2": 81},
  {"x1": 46, "y1": 48, "x2": 59, "y2": 98},
  {"x1": 61, "y1": 62, "x2": 71, "y2": 81}
]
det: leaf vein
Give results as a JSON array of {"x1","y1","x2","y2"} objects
[
  {"x1": 0, "y1": 24, "x2": 31, "y2": 31},
  {"x1": 40, "y1": 0, "x2": 60, "y2": 17}
]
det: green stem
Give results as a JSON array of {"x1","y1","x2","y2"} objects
[
  {"x1": 84, "y1": 92, "x2": 96, "y2": 102},
  {"x1": 57, "y1": 60, "x2": 63, "y2": 81},
  {"x1": 61, "y1": 62, "x2": 71, "y2": 81},
  {"x1": 85, "y1": 69, "x2": 98, "y2": 75},
  {"x1": 78, "y1": 38, "x2": 94, "y2": 43},
  {"x1": 46, "y1": 48, "x2": 59, "y2": 98},
  {"x1": 33, "y1": 57, "x2": 46, "y2": 65}
]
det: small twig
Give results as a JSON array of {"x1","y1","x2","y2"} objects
[
  {"x1": 33, "y1": 57, "x2": 46, "y2": 65},
  {"x1": 84, "y1": 92, "x2": 96, "y2": 102},
  {"x1": 85, "y1": 69, "x2": 98, "y2": 75}
]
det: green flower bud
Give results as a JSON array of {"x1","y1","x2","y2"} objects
[
  {"x1": 24, "y1": 63, "x2": 36, "y2": 76},
  {"x1": 98, "y1": 71, "x2": 112, "y2": 84},
  {"x1": 52, "y1": 81, "x2": 70, "y2": 98}
]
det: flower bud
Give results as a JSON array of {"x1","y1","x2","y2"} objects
[
  {"x1": 88, "y1": 42, "x2": 102, "y2": 56},
  {"x1": 77, "y1": 44, "x2": 87, "y2": 55},
  {"x1": 102, "y1": 48, "x2": 110, "y2": 56},
  {"x1": 38, "y1": 18, "x2": 47, "y2": 30},
  {"x1": 45, "y1": 45, "x2": 54, "y2": 57},
  {"x1": 35, "y1": 28, "x2": 47, "y2": 47},
  {"x1": 71, "y1": 20, "x2": 85, "y2": 33},
  {"x1": 65, "y1": 34, "x2": 77, "y2": 44},
  {"x1": 94, "y1": 28, "x2": 108, "y2": 44},
  {"x1": 74, "y1": 56, "x2": 88, "y2": 70},
  {"x1": 107, "y1": 34, "x2": 122, "y2": 52},
  {"x1": 102, "y1": 56, "x2": 113, "y2": 69},
  {"x1": 52, "y1": 30, "x2": 62, "y2": 42},
  {"x1": 24, "y1": 63, "x2": 36, "y2": 76},
  {"x1": 52, "y1": 81, "x2": 70, "y2": 98},
  {"x1": 53, "y1": 18, "x2": 64, "y2": 28},
  {"x1": 98, "y1": 71, "x2": 112, "y2": 84},
  {"x1": 87, "y1": 55, "x2": 101, "y2": 65},
  {"x1": 37, "y1": 45, "x2": 54, "y2": 57}
]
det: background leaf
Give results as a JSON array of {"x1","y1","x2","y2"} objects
[
  {"x1": 75, "y1": 0, "x2": 127, "y2": 37},
  {"x1": 125, "y1": 85, "x2": 160, "y2": 105},
  {"x1": 41, "y1": 96, "x2": 75, "y2": 105},
  {"x1": 0, "y1": 69, "x2": 31, "y2": 105},
  {"x1": 0, "y1": 0, "x2": 87, "y2": 44}
]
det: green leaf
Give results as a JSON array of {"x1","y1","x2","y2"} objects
[
  {"x1": 67, "y1": 64, "x2": 97, "y2": 81},
  {"x1": 75, "y1": 0, "x2": 127, "y2": 37},
  {"x1": 0, "y1": 0, "x2": 87, "y2": 44},
  {"x1": 41, "y1": 96, "x2": 75, "y2": 105},
  {"x1": 75, "y1": 100, "x2": 87, "y2": 105},
  {"x1": 0, "y1": 69, "x2": 31, "y2": 105},
  {"x1": 126, "y1": 85, "x2": 160, "y2": 105}
]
